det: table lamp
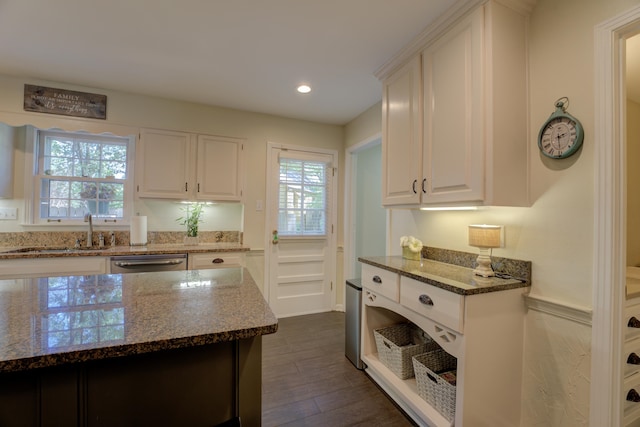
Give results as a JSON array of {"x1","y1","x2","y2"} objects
[{"x1": 468, "y1": 224, "x2": 503, "y2": 277}]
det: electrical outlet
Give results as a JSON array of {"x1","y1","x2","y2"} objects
[{"x1": 0, "y1": 207, "x2": 17, "y2": 220}]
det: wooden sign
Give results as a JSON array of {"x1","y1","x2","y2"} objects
[{"x1": 23, "y1": 84, "x2": 107, "y2": 119}]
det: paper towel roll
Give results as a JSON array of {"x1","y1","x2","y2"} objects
[{"x1": 130, "y1": 216, "x2": 147, "y2": 246}]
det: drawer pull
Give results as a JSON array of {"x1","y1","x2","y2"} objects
[
  {"x1": 419, "y1": 294, "x2": 434, "y2": 306},
  {"x1": 372, "y1": 275, "x2": 382, "y2": 284},
  {"x1": 629, "y1": 353, "x2": 640, "y2": 365},
  {"x1": 629, "y1": 317, "x2": 640, "y2": 328},
  {"x1": 211, "y1": 258, "x2": 224, "y2": 264},
  {"x1": 628, "y1": 389, "x2": 640, "y2": 402}
]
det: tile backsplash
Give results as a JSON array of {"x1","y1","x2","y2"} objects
[{"x1": 0, "y1": 230, "x2": 242, "y2": 248}]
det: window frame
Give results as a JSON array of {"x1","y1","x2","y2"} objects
[{"x1": 28, "y1": 129, "x2": 135, "y2": 225}]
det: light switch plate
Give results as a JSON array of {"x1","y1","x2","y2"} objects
[{"x1": 0, "y1": 207, "x2": 17, "y2": 220}]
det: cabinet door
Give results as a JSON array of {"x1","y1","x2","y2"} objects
[
  {"x1": 382, "y1": 56, "x2": 422, "y2": 206},
  {"x1": 0, "y1": 257, "x2": 108, "y2": 279},
  {"x1": 196, "y1": 135, "x2": 244, "y2": 201},
  {"x1": 422, "y1": 8, "x2": 484, "y2": 204},
  {"x1": 0, "y1": 123, "x2": 15, "y2": 198},
  {"x1": 137, "y1": 129, "x2": 193, "y2": 199}
]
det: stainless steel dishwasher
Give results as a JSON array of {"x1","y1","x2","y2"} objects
[
  {"x1": 345, "y1": 278, "x2": 364, "y2": 369},
  {"x1": 110, "y1": 254, "x2": 187, "y2": 273}
]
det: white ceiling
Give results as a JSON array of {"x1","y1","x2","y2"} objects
[{"x1": 0, "y1": 0, "x2": 457, "y2": 125}]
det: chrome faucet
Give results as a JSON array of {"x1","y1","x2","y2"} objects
[{"x1": 84, "y1": 213, "x2": 93, "y2": 248}]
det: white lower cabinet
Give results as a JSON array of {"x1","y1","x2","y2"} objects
[
  {"x1": 361, "y1": 264, "x2": 526, "y2": 426},
  {"x1": 187, "y1": 252, "x2": 244, "y2": 270},
  {"x1": 0, "y1": 257, "x2": 108, "y2": 279},
  {"x1": 624, "y1": 301, "x2": 640, "y2": 425}
]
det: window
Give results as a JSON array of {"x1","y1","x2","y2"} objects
[
  {"x1": 35, "y1": 130, "x2": 132, "y2": 222},
  {"x1": 278, "y1": 156, "x2": 331, "y2": 236}
]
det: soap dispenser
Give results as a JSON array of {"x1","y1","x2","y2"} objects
[{"x1": 98, "y1": 233, "x2": 105, "y2": 249}]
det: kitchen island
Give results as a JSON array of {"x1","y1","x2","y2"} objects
[{"x1": 0, "y1": 267, "x2": 277, "y2": 427}]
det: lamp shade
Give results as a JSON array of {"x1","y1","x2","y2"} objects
[{"x1": 468, "y1": 225, "x2": 502, "y2": 248}]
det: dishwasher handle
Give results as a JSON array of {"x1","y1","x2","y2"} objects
[{"x1": 113, "y1": 259, "x2": 186, "y2": 267}]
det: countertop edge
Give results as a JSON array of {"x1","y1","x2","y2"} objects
[
  {"x1": 359, "y1": 256, "x2": 530, "y2": 296},
  {"x1": 1, "y1": 323, "x2": 278, "y2": 374}
]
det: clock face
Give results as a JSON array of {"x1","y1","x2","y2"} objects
[{"x1": 539, "y1": 117, "x2": 579, "y2": 158}]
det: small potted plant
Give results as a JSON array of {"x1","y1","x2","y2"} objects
[{"x1": 177, "y1": 203, "x2": 204, "y2": 245}]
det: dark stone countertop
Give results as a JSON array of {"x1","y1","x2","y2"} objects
[
  {"x1": 0, "y1": 243, "x2": 249, "y2": 260},
  {"x1": 0, "y1": 267, "x2": 277, "y2": 373},
  {"x1": 359, "y1": 256, "x2": 530, "y2": 296}
]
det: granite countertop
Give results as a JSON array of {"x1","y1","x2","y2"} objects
[
  {"x1": 359, "y1": 256, "x2": 530, "y2": 296},
  {"x1": 0, "y1": 268, "x2": 277, "y2": 373},
  {"x1": 0, "y1": 243, "x2": 249, "y2": 260}
]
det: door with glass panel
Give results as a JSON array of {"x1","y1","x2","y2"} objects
[{"x1": 266, "y1": 144, "x2": 337, "y2": 318}]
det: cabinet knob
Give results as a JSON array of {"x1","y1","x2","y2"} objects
[
  {"x1": 629, "y1": 317, "x2": 640, "y2": 328},
  {"x1": 372, "y1": 275, "x2": 382, "y2": 284},
  {"x1": 211, "y1": 258, "x2": 224, "y2": 264},
  {"x1": 628, "y1": 389, "x2": 640, "y2": 402},
  {"x1": 629, "y1": 353, "x2": 640, "y2": 365},
  {"x1": 419, "y1": 294, "x2": 434, "y2": 306}
]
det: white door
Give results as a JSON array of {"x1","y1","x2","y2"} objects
[{"x1": 265, "y1": 143, "x2": 337, "y2": 318}]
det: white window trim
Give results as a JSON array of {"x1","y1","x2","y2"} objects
[{"x1": 23, "y1": 127, "x2": 136, "y2": 226}]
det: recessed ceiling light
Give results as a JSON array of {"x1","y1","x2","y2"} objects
[{"x1": 297, "y1": 84, "x2": 311, "y2": 94}]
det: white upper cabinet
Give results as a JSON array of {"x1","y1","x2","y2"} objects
[
  {"x1": 381, "y1": 0, "x2": 530, "y2": 207},
  {"x1": 196, "y1": 134, "x2": 244, "y2": 201},
  {"x1": 0, "y1": 123, "x2": 15, "y2": 199},
  {"x1": 381, "y1": 56, "x2": 422, "y2": 206},
  {"x1": 136, "y1": 129, "x2": 192, "y2": 199},
  {"x1": 422, "y1": 8, "x2": 483, "y2": 204},
  {"x1": 136, "y1": 128, "x2": 244, "y2": 202}
]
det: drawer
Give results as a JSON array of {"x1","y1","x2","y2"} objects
[
  {"x1": 187, "y1": 252, "x2": 244, "y2": 270},
  {"x1": 624, "y1": 372, "x2": 640, "y2": 424},
  {"x1": 361, "y1": 264, "x2": 399, "y2": 302},
  {"x1": 626, "y1": 304, "x2": 640, "y2": 341},
  {"x1": 626, "y1": 338, "x2": 640, "y2": 378},
  {"x1": 400, "y1": 275, "x2": 464, "y2": 333}
]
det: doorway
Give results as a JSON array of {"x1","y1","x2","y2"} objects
[{"x1": 344, "y1": 134, "x2": 387, "y2": 281}]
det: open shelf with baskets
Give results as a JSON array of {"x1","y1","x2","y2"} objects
[{"x1": 360, "y1": 262, "x2": 528, "y2": 426}]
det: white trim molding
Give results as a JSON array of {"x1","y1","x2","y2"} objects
[{"x1": 525, "y1": 294, "x2": 592, "y2": 326}]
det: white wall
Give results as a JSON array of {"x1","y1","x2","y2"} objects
[{"x1": 0, "y1": 74, "x2": 343, "y2": 292}]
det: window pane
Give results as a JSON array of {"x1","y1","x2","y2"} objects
[
  {"x1": 38, "y1": 131, "x2": 130, "y2": 221},
  {"x1": 278, "y1": 157, "x2": 328, "y2": 236}
]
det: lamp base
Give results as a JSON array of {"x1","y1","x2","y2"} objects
[{"x1": 473, "y1": 252, "x2": 495, "y2": 277}]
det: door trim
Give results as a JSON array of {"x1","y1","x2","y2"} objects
[
  {"x1": 264, "y1": 142, "x2": 339, "y2": 316},
  {"x1": 592, "y1": 5, "x2": 640, "y2": 426}
]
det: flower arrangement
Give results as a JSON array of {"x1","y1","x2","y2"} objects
[
  {"x1": 177, "y1": 203, "x2": 205, "y2": 238},
  {"x1": 400, "y1": 235, "x2": 423, "y2": 261}
]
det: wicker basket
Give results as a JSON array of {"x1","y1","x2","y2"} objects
[
  {"x1": 373, "y1": 323, "x2": 438, "y2": 379},
  {"x1": 412, "y1": 349, "x2": 457, "y2": 422}
]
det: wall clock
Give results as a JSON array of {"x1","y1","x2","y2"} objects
[{"x1": 537, "y1": 97, "x2": 584, "y2": 159}]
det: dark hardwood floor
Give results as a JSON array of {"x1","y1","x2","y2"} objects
[{"x1": 262, "y1": 311, "x2": 415, "y2": 427}]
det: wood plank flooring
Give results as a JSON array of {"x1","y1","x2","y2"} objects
[{"x1": 262, "y1": 311, "x2": 415, "y2": 426}]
